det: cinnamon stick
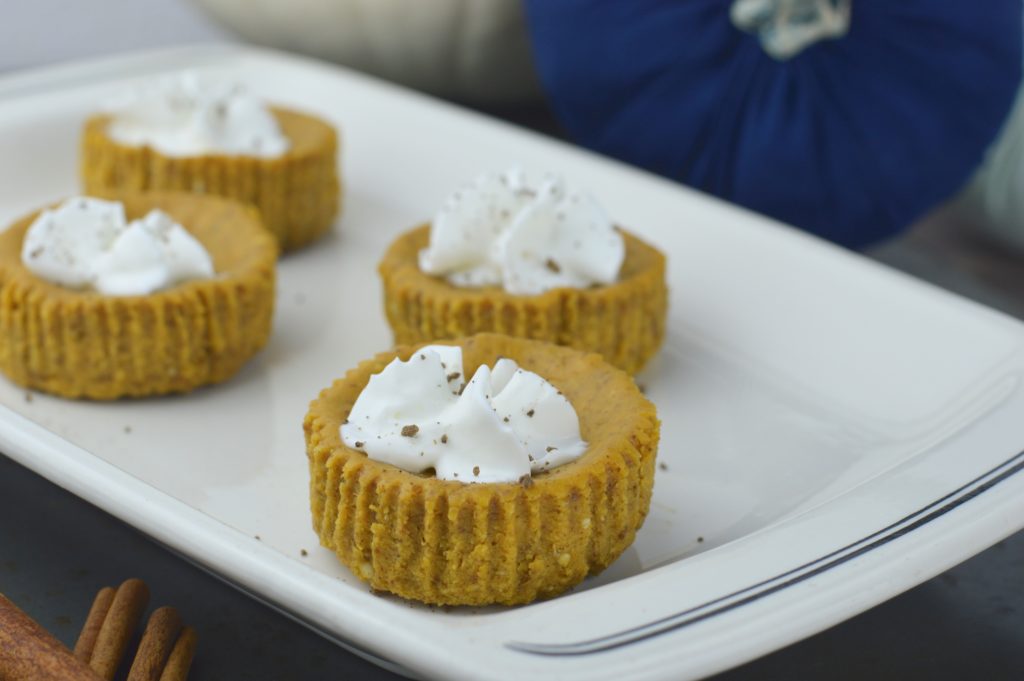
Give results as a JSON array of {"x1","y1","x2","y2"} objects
[
  {"x1": 74, "y1": 586, "x2": 115, "y2": 663},
  {"x1": 158, "y1": 627, "x2": 198, "y2": 681},
  {"x1": 0, "y1": 592, "x2": 103, "y2": 681},
  {"x1": 88, "y1": 578, "x2": 150, "y2": 680},
  {"x1": 126, "y1": 607, "x2": 182, "y2": 681}
]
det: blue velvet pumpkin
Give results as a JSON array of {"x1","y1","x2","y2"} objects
[{"x1": 524, "y1": 1, "x2": 1022, "y2": 247}]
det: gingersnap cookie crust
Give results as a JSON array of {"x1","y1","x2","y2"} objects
[
  {"x1": 0, "y1": 191, "x2": 277, "y2": 399},
  {"x1": 80, "y1": 108, "x2": 340, "y2": 252},
  {"x1": 304, "y1": 333, "x2": 660, "y2": 606},
  {"x1": 378, "y1": 225, "x2": 668, "y2": 374}
]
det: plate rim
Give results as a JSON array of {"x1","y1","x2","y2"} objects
[{"x1": 0, "y1": 44, "x2": 1023, "y2": 681}]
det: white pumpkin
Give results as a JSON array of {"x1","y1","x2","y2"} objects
[
  {"x1": 192, "y1": 0, "x2": 541, "y2": 103},
  {"x1": 955, "y1": 85, "x2": 1024, "y2": 252}
]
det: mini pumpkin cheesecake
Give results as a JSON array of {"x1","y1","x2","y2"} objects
[
  {"x1": 304, "y1": 333, "x2": 660, "y2": 606},
  {"x1": 378, "y1": 169, "x2": 668, "y2": 374},
  {"x1": 0, "y1": 192, "x2": 276, "y2": 399},
  {"x1": 80, "y1": 77, "x2": 340, "y2": 252}
]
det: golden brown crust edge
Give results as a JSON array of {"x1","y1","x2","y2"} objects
[
  {"x1": 378, "y1": 225, "x2": 668, "y2": 375},
  {"x1": 0, "y1": 192, "x2": 277, "y2": 399},
  {"x1": 80, "y1": 108, "x2": 341, "y2": 252},
  {"x1": 304, "y1": 333, "x2": 660, "y2": 606}
]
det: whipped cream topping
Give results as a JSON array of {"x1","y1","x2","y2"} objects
[
  {"x1": 105, "y1": 73, "x2": 289, "y2": 158},
  {"x1": 340, "y1": 345, "x2": 588, "y2": 483},
  {"x1": 22, "y1": 197, "x2": 215, "y2": 296},
  {"x1": 419, "y1": 169, "x2": 625, "y2": 295}
]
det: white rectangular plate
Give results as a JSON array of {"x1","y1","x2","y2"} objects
[{"x1": 0, "y1": 46, "x2": 1023, "y2": 681}]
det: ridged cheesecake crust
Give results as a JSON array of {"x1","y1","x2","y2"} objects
[
  {"x1": 378, "y1": 225, "x2": 668, "y2": 374},
  {"x1": 0, "y1": 192, "x2": 277, "y2": 399},
  {"x1": 304, "y1": 333, "x2": 660, "y2": 606},
  {"x1": 80, "y1": 108, "x2": 340, "y2": 252}
]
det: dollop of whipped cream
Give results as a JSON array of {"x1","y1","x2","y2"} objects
[
  {"x1": 418, "y1": 169, "x2": 625, "y2": 295},
  {"x1": 105, "y1": 73, "x2": 289, "y2": 158},
  {"x1": 340, "y1": 345, "x2": 588, "y2": 483},
  {"x1": 22, "y1": 197, "x2": 215, "y2": 296}
]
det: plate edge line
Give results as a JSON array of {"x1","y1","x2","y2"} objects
[{"x1": 506, "y1": 447, "x2": 1024, "y2": 656}]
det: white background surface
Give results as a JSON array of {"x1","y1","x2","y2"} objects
[{"x1": 0, "y1": 0, "x2": 230, "y2": 73}]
